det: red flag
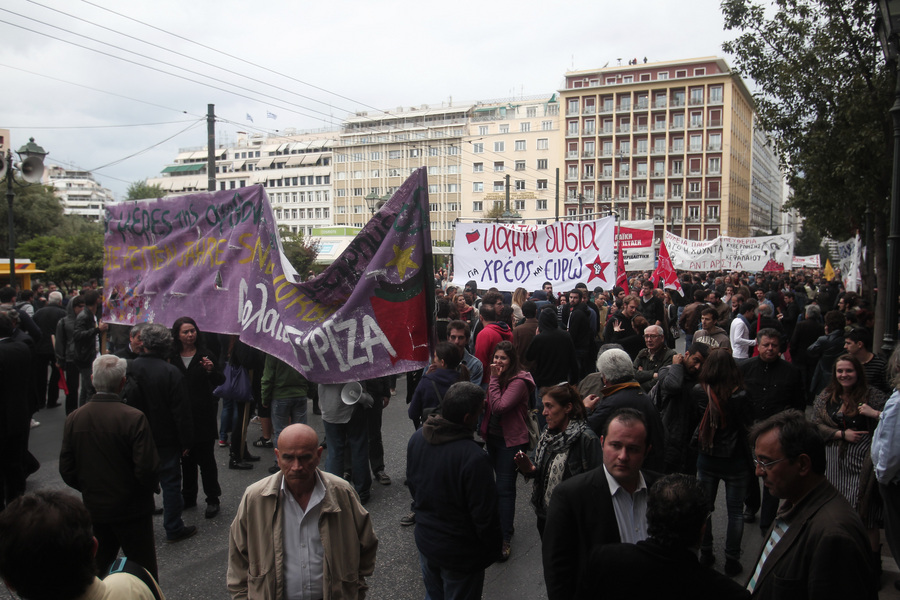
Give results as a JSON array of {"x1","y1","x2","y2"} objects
[
  {"x1": 649, "y1": 238, "x2": 682, "y2": 293},
  {"x1": 615, "y1": 238, "x2": 627, "y2": 290}
]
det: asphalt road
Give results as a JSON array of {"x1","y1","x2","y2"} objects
[{"x1": 18, "y1": 370, "x2": 900, "y2": 599}]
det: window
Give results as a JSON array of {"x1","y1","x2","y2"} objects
[
  {"x1": 494, "y1": 141, "x2": 505, "y2": 152},
  {"x1": 494, "y1": 181, "x2": 505, "y2": 192},
  {"x1": 428, "y1": 166, "x2": 439, "y2": 175},
  {"x1": 537, "y1": 159, "x2": 548, "y2": 169},
  {"x1": 542, "y1": 120, "x2": 553, "y2": 131},
  {"x1": 447, "y1": 145, "x2": 459, "y2": 155},
  {"x1": 676, "y1": 70, "x2": 687, "y2": 78},
  {"x1": 527, "y1": 107, "x2": 537, "y2": 117},
  {"x1": 708, "y1": 133, "x2": 722, "y2": 151},
  {"x1": 537, "y1": 179, "x2": 548, "y2": 190},
  {"x1": 336, "y1": 189, "x2": 346, "y2": 197},
  {"x1": 671, "y1": 183, "x2": 683, "y2": 198},
  {"x1": 515, "y1": 180, "x2": 526, "y2": 190},
  {"x1": 430, "y1": 203, "x2": 439, "y2": 212},
  {"x1": 370, "y1": 151, "x2": 381, "y2": 160},
  {"x1": 494, "y1": 161, "x2": 505, "y2": 172},
  {"x1": 429, "y1": 185, "x2": 439, "y2": 194},
  {"x1": 498, "y1": 124, "x2": 508, "y2": 134},
  {"x1": 446, "y1": 184, "x2": 459, "y2": 193},
  {"x1": 690, "y1": 88, "x2": 704, "y2": 105},
  {"x1": 515, "y1": 161, "x2": 526, "y2": 171},
  {"x1": 353, "y1": 188, "x2": 363, "y2": 196},
  {"x1": 473, "y1": 201, "x2": 483, "y2": 211},
  {"x1": 568, "y1": 121, "x2": 579, "y2": 135},
  {"x1": 473, "y1": 182, "x2": 484, "y2": 192},
  {"x1": 547, "y1": 104, "x2": 559, "y2": 115},
  {"x1": 671, "y1": 159, "x2": 684, "y2": 175},
  {"x1": 520, "y1": 122, "x2": 531, "y2": 132},
  {"x1": 389, "y1": 150, "x2": 402, "y2": 159},
  {"x1": 408, "y1": 149, "x2": 421, "y2": 158},
  {"x1": 514, "y1": 200, "x2": 526, "y2": 210},
  {"x1": 537, "y1": 138, "x2": 549, "y2": 150},
  {"x1": 689, "y1": 181, "x2": 701, "y2": 193},
  {"x1": 447, "y1": 165, "x2": 459, "y2": 174},
  {"x1": 515, "y1": 140, "x2": 526, "y2": 151},
  {"x1": 537, "y1": 199, "x2": 548, "y2": 210},
  {"x1": 429, "y1": 147, "x2": 440, "y2": 157},
  {"x1": 623, "y1": 75, "x2": 633, "y2": 83},
  {"x1": 688, "y1": 205, "x2": 700, "y2": 220},
  {"x1": 710, "y1": 86, "x2": 723, "y2": 103},
  {"x1": 473, "y1": 143, "x2": 484, "y2": 154},
  {"x1": 479, "y1": 126, "x2": 488, "y2": 136},
  {"x1": 708, "y1": 157, "x2": 721, "y2": 173},
  {"x1": 473, "y1": 162, "x2": 483, "y2": 173},
  {"x1": 694, "y1": 68, "x2": 706, "y2": 76}
]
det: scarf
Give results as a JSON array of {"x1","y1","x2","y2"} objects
[
  {"x1": 698, "y1": 383, "x2": 727, "y2": 453},
  {"x1": 601, "y1": 381, "x2": 642, "y2": 397},
  {"x1": 534, "y1": 419, "x2": 588, "y2": 509}
]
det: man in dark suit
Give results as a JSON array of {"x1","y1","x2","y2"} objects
[
  {"x1": 542, "y1": 407, "x2": 660, "y2": 600},
  {"x1": 587, "y1": 473, "x2": 749, "y2": 600},
  {"x1": 746, "y1": 410, "x2": 875, "y2": 598},
  {"x1": 0, "y1": 312, "x2": 32, "y2": 509}
]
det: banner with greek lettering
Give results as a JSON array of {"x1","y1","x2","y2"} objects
[
  {"x1": 836, "y1": 235, "x2": 860, "y2": 293},
  {"x1": 792, "y1": 255, "x2": 821, "y2": 269},
  {"x1": 617, "y1": 220, "x2": 655, "y2": 271},
  {"x1": 664, "y1": 231, "x2": 794, "y2": 272},
  {"x1": 451, "y1": 217, "x2": 615, "y2": 291},
  {"x1": 103, "y1": 168, "x2": 433, "y2": 383}
]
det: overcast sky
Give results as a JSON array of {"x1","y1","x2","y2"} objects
[{"x1": 0, "y1": 0, "x2": 737, "y2": 200}]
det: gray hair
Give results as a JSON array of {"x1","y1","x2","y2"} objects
[
  {"x1": 129, "y1": 322, "x2": 151, "y2": 340},
  {"x1": 805, "y1": 304, "x2": 821, "y2": 319},
  {"x1": 645, "y1": 324, "x2": 664, "y2": 338},
  {"x1": 596, "y1": 348, "x2": 635, "y2": 385},
  {"x1": 757, "y1": 303, "x2": 773, "y2": 317},
  {"x1": 91, "y1": 355, "x2": 127, "y2": 393},
  {"x1": 138, "y1": 323, "x2": 173, "y2": 356},
  {"x1": 47, "y1": 291, "x2": 63, "y2": 306}
]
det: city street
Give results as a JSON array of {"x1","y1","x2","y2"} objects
[{"x1": 20, "y1": 374, "x2": 900, "y2": 599}]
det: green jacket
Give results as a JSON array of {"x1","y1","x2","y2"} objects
[{"x1": 260, "y1": 355, "x2": 309, "y2": 407}]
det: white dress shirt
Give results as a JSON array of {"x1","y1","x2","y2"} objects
[
  {"x1": 603, "y1": 465, "x2": 649, "y2": 544},
  {"x1": 282, "y1": 473, "x2": 326, "y2": 600}
]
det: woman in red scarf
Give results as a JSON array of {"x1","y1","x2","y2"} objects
[{"x1": 695, "y1": 348, "x2": 753, "y2": 576}]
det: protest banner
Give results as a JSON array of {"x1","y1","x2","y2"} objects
[
  {"x1": 617, "y1": 220, "x2": 655, "y2": 271},
  {"x1": 103, "y1": 168, "x2": 433, "y2": 383},
  {"x1": 451, "y1": 217, "x2": 615, "y2": 292},
  {"x1": 792, "y1": 255, "x2": 822, "y2": 269},
  {"x1": 836, "y1": 235, "x2": 860, "y2": 293},
  {"x1": 664, "y1": 231, "x2": 795, "y2": 272}
]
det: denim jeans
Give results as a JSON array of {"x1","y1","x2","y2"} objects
[
  {"x1": 697, "y1": 453, "x2": 749, "y2": 560},
  {"x1": 158, "y1": 447, "x2": 186, "y2": 538},
  {"x1": 272, "y1": 396, "x2": 308, "y2": 446},
  {"x1": 419, "y1": 551, "x2": 485, "y2": 600},
  {"x1": 486, "y1": 438, "x2": 526, "y2": 541},
  {"x1": 219, "y1": 396, "x2": 235, "y2": 442},
  {"x1": 323, "y1": 410, "x2": 370, "y2": 499}
]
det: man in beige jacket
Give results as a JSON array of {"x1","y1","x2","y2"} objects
[{"x1": 227, "y1": 424, "x2": 378, "y2": 599}]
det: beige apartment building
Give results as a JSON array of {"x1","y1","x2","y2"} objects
[
  {"x1": 148, "y1": 130, "x2": 336, "y2": 236},
  {"x1": 559, "y1": 57, "x2": 754, "y2": 240}
]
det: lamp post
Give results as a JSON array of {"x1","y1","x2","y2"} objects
[
  {"x1": 877, "y1": 1, "x2": 900, "y2": 355},
  {"x1": 3, "y1": 137, "x2": 48, "y2": 289}
]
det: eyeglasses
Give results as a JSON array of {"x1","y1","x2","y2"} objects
[
  {"x1": 644, "y1": 334, "x2": 662, "y2": 339},
  {"x1": 752, "y1": 457, "x2": 787, "y2": 472}
]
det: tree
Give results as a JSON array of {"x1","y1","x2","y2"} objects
[
  {"x1": 722, "y1": 0, "x2": 893, "y2": 344},
  {"x1": 0, "y1": 179, "x2": 64, "y2": 255},
  {"x1": 277, "y1": 228, "x2": 319, "y2": 277},
  {"x1": 19, "y1": 230, "x2": 103, "y2": 293},
  {"x1": 126, "y1": 180, "x2": 166, "y2": 201}
]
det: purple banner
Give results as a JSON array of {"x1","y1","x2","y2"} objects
[{"x1": 103, "y1": 168, "x2": 433, "y2": 383}]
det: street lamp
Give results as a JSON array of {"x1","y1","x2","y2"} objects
[
  {"x1": 2, "y1": 137, "x2": 48, "y2": 289},
  {"x1": 876, "y1": 1, "x2": 900, "y2": 354}
]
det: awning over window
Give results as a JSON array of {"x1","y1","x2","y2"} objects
[{"x1": 161, "y1": 163, "x2": 206, "y2": 174}]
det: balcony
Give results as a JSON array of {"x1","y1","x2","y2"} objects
[
  {"x1": 635, "y1": 170, "x2": 649, "y2": 178},
  {"x1": 653, "y1": 122, "x2": 667, "y2": 131},
  {"x1": 672, "y1": 216, "x2": 684, "y2": 224},
  {"x1": 688, "y1": 169, "x2": 702, "y2": 176},
  {"x1": 653, "y1": 192, "x2": 666, "y2": 199},
  {"x1": 636, "y1": 101, "x2": 649, "y2": 110},
  {"x1": 670, "y1": 169, "x2": 684, "y2": 176},
  {"x1": 634, "y1": 148, "x2": 648, "y2": 156},
  {"x1": 583, "y1": 128, "x2": 597, "y2": 136},
  {"x1": 566, "y1": 129, "x2": 579, "y2": 138},
  {"x1": 582, "y1": 173, "x2": 595, "y2": 181},
  {"x1": 601, "y1": 149, "x2": 614, "y2": 157},
  {"x1": 689, "y1": 120, "x2": 704, "y2": 129},
  {"x1": 601, "y1": 126, "x2": 614, "y2": 134},
  {"x1": 635, "y1": 124, "x2": 648, "y2": 132},
  {"x1": 618, "y1": 171, "x2": 631, "y2": 178},
  {"x1": 617, "y1": 104, "x2": 632, "y2": 113},
  {"x1": 669, "y1": 147, "x2": 685, "y2": 154},
  {"x1": 708, "y1": 119, "x2": 723, "y2": 128},
  {"x1": 599, "y1": 173, "x2": 613, "y2": 180},
  {"x1": 670, "y1": 123, "x2": 684, "y2": 131},
  {"x1": 671, "y1": 98, "x2": 685, "y2": 107},
  {"x1": 688, "y1": 145, "x2": 704, "y2": 152},
  {"x1": 707, "y1": 167, "x2": 721, "y2": 175},
  {"x1": 582, "y1": 151, "x2": 595, "y2": 158},
  {"x1": 687, "y1": 216, "x2": 701, "y2": 223},
  {"x1": 706, "y1": 215, "x2": 720, "y2": 223},
  {"x1": 708, "y1": 143, "x2": 722, "y2": 151},
  {"x1": 566, "y1": 108, "x2": 580, "y2": 116},
  {"x1": 583, "y1": 107, "x2": 596, "y2": 115},
  {"x1": 707, "y1": 192, "x2": 722, "y2": 199},
  {"x1": 567, "y1": 151, "x2": 579, "y2": 159},
  {"x1": 670, "y1": 194, "x2": 684, "y2": 200},
  {"x1": 651, "y1": 146, "x2": 666, "y2": 156},
  {"x1": 653, "y1": 215, "x2": 665, "y2": 223},
  {"x1": 689, "y1": 97, "x2": 704, "y2": 106},
  {"x1": 654, "y1": 99, "x2": 667, "y2": 109},
  {"x1": 616, "y1": 125, "x2": 631, "y2": 134},
  {"x1": 708, "y1": 96, "x2": 724, "y2": 105},
  {"x1": 652, "y1": 169, "x2": 666, "y2": 177},
  {"x1": 618, "y1": 149, "x2": 631, "y2": 157},
  {"x1": 687, "y1": 191, "x2": 702, "y2": 199},
  {"x1": 600, "y1": 104, "x2": 615, "y2": 114},
  {"x1": 632, "y1": 194, "x2": 648, "y2": 201},
  {"x1": 565, "y1": 174, "x2": 579, "y2": 183}
]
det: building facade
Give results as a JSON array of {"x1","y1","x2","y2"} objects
[
  {"x1": 559, "y1": 57, "x2": 754, "y2": 240},
  {"x1": 46, "y1": 165, "x2": 115, "y2": 221},
  {"x1": 750, "y1": 125, "x2": 785, "y2": 234},
  {"x1": 148, "y1": 130, "x2": 336, "y2": 236}
]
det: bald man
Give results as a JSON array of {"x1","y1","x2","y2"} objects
[{"x1": 227, "y1": 424, "x2": 378, "y2": 600}]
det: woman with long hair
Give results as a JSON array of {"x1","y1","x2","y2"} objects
[
  {"x1": 812, "y1": 353, "x2": 887, "y2": 560},
  {"x1": 695, "y1": 348, "x2": 753, "y2": 576},
  {"x1": 511, "y1": 287, "x2": 528, "y2": 324},
  {"x1": 170, "y1": 316, "x2": 224, "y2": 519},
  {"x1": 513, "y1": 383, "x2": 602, "y2": 537},
  {"x1": 480, "y1": 340, "x2": 535, "y2": 561},
  {"x1": 408, "y1": 341, "x2": 469, "y2": 429},
  {"x1": 454, "y1": 293, "x2": 473, "y2": 322}
]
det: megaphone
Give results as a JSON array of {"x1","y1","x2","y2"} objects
[
  {"x1": 20, "y1": 156, "x2": 44, "y2": 183},
  {"x1": 340, "y1": 381, "x2": 374, "y2": 408}
]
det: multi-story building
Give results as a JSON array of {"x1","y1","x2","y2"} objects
[
  {"x1": 559, "y1": 57, "x2": 754, "y2": 240},
  {"x1": 0, "y1": 129, "x2": 9, "y2": 156},
  {"x1": 333, "y1": 104, "x2": 471, "y2": 244},
  {"x1": 45, "y1": 165, "x2": 115, "y2": 221},
  {"x1": 750, "y1": 125, "x2": 784, "y2": 234},
  {"x1": 148, "y1": 130, "x2": 336, "y2": 236}
]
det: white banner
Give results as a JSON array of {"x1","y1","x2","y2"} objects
[
  {"x1": 664, "y1": 231, "x2": 795, "y2": 272},
  {"x1": 836, "y1": 235, "x2": 860, "y2": 293},
  {"x1": 452, "y1": 217, "x2": 615, "y2": 292},
  {"x1": 617, "y1": 220, "x2": 656, "y2": 271},
  {"x1": 792, "y1": 255, "x2": 821, "y2": 269}
]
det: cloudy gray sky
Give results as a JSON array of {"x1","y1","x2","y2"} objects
[{"x1": 0, "y1": 0, "x2": 737, "y2": 199}]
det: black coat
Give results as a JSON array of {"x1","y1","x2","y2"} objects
[
  {"x1": 170, "y1": 349, "x2": 224, "y2": 444},
  {"x1": 124, "y1": 354, "x2": 193, "y2": 450}
]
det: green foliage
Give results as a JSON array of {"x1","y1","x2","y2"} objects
[
  {"x1": 126, "y1": 180, "x2": 166, "y2": 201},
  {"x1": 0, "y1": 179, "x2": 64, "y2": 253},
  {"x1": 722, "y1": 0, "x2": 893, "y2": 239},
  {"x1": 19, "y1": 230, "x2": 103, "y2": 290},
  {"x1": 794, "y1": 224, "x2": 823, "y2": 256},
  {"x1": 277, "y1": 227, "x2": 319, "y2": 276}
]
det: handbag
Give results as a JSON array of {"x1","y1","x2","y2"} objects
[{"x1": 213, "y1": 362, "x2": 252, "y2": 402}]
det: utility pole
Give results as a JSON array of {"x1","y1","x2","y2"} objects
[
  {"x1": 207, "y1": 104, "x2": 216, "y2": 192},
  {"x1": 554, "y1": 168, "x2": 559, "y2": 222}
]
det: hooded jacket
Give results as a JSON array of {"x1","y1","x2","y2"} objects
[
  {"x1": 474, "y1": 320, "x2": 512, "y2": 384},
  {"x1": 407, "y1": 367, "x2": 461, "y2": 427},
  {"x1": 406, "y1": 415, "x2": 501, "y2": 572},
  {"x1": 526, "y1": 309, "x2": 579, "y2": 387},
  {"x1": 481, "y1": 370, "x2": 536, "y2": 447}
]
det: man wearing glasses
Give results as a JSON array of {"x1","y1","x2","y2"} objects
[
  {"x1": 633, "y1": 325, "x2": 676, "y2": 394},
  {"x1": 746, "y1": 410, "x2": 875, "y2": 599}
]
